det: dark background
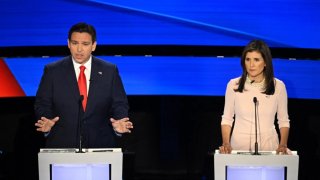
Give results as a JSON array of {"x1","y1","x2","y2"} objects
[{"x1": 0, "y1": 96, "x2": 319, "y2": 180}]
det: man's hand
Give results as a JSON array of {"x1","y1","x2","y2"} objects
[
  {"x1": 35, "y1": 116, "x2": 59, "y2": 132},
  {"x1": 110, "y1": 117, "x2": 133, "y2": 133}
]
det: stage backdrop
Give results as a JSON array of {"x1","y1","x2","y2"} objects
[
  {"x1": 1, "y1": 56, "x2": 320, "y2": 99},
  {"x1": 1, "y1": 0, "x2": 320, "y2": 48}
]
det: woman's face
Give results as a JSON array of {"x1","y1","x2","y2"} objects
[{"x1": 245, "y1": 51, "x2": 266, "y2": 82}]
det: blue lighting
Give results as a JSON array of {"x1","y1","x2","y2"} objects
[{"x1": 4, "y1": 56, "x2": 320, "y2": 99}]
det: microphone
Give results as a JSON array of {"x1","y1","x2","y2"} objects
[
  {"x1": 79, "y1": 95, "x2": 84, "y2": 103},
  {"x1": 250, "y1": 80, "x2": 255, "y2": 84},
  {"x1": 77, "y1": 95, "x2": 85, "y2": 153},
  {"x1": 252, "y1": 97, "x2": 260, "y2": 155}
]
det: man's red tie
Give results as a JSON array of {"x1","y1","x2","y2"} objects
[{"x1": 78, "y1": 65, "x2": 87, "y2": 111}]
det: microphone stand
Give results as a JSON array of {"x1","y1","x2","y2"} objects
[
  {"x1": 252, "y1": 97, "x2": 260, "y2": 155},
  {"x1": 77, "y1": 95, "x2": 85, "y2": 153}
]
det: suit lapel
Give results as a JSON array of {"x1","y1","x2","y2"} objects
[{"x1": 85, "y1": 57, "x2": 100, "y2": 114}]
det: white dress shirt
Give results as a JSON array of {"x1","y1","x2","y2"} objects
[{"x1": 72, "y1": 56, "x2": 92, "y2": 95}]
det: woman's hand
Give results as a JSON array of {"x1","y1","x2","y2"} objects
[
  {"x1": 219, "y1": 143, "x2": 232, "y2": 154},
  {"x1": 276, "y1": 144, "x2": 289, "y2": 155}
]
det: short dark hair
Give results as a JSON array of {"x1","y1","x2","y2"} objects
[
  {"x1": 235, "y1": 40, "x2": 275, "y2": 95},
  {"x1": 68, "y1": 22, "x2": 96, "y2": 43}
]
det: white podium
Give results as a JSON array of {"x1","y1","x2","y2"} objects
[
  {"x1": 214, "y1": 150, "x2": 299, "y2": 180},
  {"x1": 38, "y1": 148, "x2": 123, "y2": 180}
]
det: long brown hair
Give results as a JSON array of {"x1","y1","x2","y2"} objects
[{"x1": 235, "y1": 40, "x2": 275, "y2": 95}]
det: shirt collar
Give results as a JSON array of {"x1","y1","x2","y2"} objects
[{"x1": 72, "y1": 56, "x2": 92, "y2": 71}]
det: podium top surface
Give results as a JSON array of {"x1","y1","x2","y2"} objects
[
  {"x1": 39, "y1": 148, "x2": 122, "y2": 153},
  {"x1": 214, "y1": 150, "x2": 298, "y2": 156}
]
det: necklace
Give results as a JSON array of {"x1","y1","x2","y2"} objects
[{"x1": 246, "y1": 76, "x2": 265, "y2": 88}]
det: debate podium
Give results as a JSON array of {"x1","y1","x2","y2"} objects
[
  {"x1": 38, "y1": 148, "x2": 123, "y2": 180},
  {"x1": 214, "y1": 150, "x2": 299, "y2": 180}
]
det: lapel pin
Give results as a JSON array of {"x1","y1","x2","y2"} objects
[{"x1": 98, "y1": 72, "x2": 103, "y2": 75}]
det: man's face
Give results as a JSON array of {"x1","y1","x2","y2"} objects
[{"x1": 68, "y1": 32, "x2": 96, "y2": 64}]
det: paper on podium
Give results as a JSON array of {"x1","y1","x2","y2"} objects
[
  {"x1": 87, "y1": 148, "x2": 122, "y2": 152},
  {"x1": 40, "y1": 149, "x2": 77, "y2": 153},
  {"x1": 231, "y1": 150, "x2": 276, "y2": 155}
]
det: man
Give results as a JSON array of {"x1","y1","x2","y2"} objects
[{"x1": 34, "y1": 22, "x2": 133, "y2": 148}]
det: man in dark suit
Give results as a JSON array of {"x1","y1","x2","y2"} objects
[{"x1": 34, "y1": 22, "x2": 133, "y2": 148}]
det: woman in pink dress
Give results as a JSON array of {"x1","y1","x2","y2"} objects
[{"x1": 219, "y1": 40, "x2": 290, "y2": 154}]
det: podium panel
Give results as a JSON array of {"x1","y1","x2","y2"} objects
[
  {"x1": 38, "y1": 149, "x2": 122, "y2": 180},
  {"x1": 214, "y1": 150, "x2": 299, "y2": 180}
]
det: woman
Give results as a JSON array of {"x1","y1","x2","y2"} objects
[{"x1": 219, "y1": 40, "x2": 290, "y2": 154}]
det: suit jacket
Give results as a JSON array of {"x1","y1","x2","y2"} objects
[{"x1": 34, "y1": 56, "x2": 129, "y2": 148}]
